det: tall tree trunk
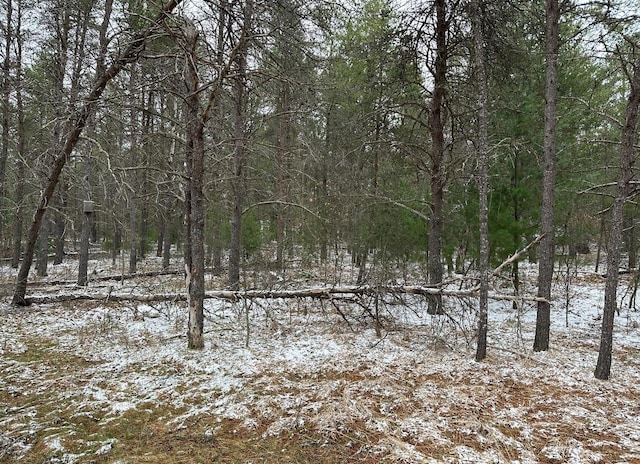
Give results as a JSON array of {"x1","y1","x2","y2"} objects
[
  {"x1": 47, "y1": 4, "x2": 71, "y2": 268},
  {"x1": 78, "y1": 205, "x2": 92, "y2": 286},
  {"x1": 276, "y1": 86, "x2": 290, "y2": 269},
  {"x1": 228, "y1": 2, "x2": 252, "y2": 290},
  {"x1": 139, "y1": 94, "x2": 152, "y2": 259},
  {"x1": 128, "y1": 195, "x2": 138, "y2": 274},
  {"x1": 183, "y1": 24, "x2": 205, "y2": 350},
  {"x1": 534, "y1": 0, "x2": 560, "y2": 352},
  {"x1": 53, "y1": 1, "x2": 92, "y2": 267},
  {"x1": 594, "y1": 56, "x2": 640, "y2": 380},
  {"x1": 473, "y1": 0, "x2": 489, "y2": 362},
  {"x1": 11, "y1": 0, "x2": 183, "y2": 305},
  {"x1": 427, "y1": 0, "x2": 447, "y2": 315},
  {"x1": 0, "y1": 0, "x2": 12, "y2": 245},
  {"x1": 78, "y1": 132, "x2": 94, "y2": 286},
  {"x1": 511, "y1": 151, "x2": 521, "y2": 309},
  {"x1": 11, "y1": 1, "x2": 25, "y2": 269},
  {"x1": 79, "y1": 0, "x2": 113, "y2": 286},
  {"x1": 127, "y1": 66, "x2": 139, "y2": 275}
]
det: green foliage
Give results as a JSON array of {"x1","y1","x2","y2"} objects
[{"x1": 241, "y1": 211, "x2": 263, "y2": 258}]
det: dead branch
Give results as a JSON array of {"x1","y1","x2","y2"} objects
[{"x1": 492, "y1": 234, "x2": 545, "y2": 277}]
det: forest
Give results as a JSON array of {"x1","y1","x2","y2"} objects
[{"x1": 1, "y1": 0, "x2": 640, "y2": 462}]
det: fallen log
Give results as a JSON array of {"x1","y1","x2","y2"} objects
[
  {"x1": 21, "y1": 284, "x2": 549, "y2": 305},
  {"x1": 25, "y1": 269, "x2": 183, "y2": 288}
]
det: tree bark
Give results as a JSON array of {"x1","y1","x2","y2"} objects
[
  {"x1": 53, "y1": 183, "x2": 67, "y2": 265},
  {"x1": 228, "y1": 2, "x2": 252, "y2": 290},
  {"x1": 472, "y1": 0, "x2": 489, "y2": 362},
  {"x1": 0, "y1": 0, "x2": 12, "y2": 245},
  {"x1": 78, "y1": 210, "x2": 91, "y2": 286},
  {"x1": 534, "y1": 0, "x2": 560, "y2": 352},
  {"x1": 111, "y1": 222, "x2": 121, "y2": 266},
  {"x1": 11, "y1": 0, "x2": 184, "y2": 305},
  {"x1": 594, "y1": 56, "x2": 640, "y2": 380},
  {"x1": 79, "y1": 0, "x2": 113, "y2": 286},
  {"x1": 276, "y1": 85, "x2": 291, "y2": 269},
  {"x1": 36, "y1": 219, "x2": 49, "y2": 277},
  {"x1": 11, "y1": 1, "x2": 25, "y2": 269},
  {"x1": 427, "y1": 0, "x2": 447, "y2": 315},
  {"x1": 183, "y1": 23, "x2": 206, "y2": 350},
  {"x1": 162, "y1": 218, "x2": 172, "y2": 269}
]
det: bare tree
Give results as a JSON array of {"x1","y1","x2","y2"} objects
[{"x1": 594, "y1": 54, "x2": 640, "y2": 380}]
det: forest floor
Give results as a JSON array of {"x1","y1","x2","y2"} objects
[{"x1": 1, "y1": 253, "x2": 640, "y2": 463}]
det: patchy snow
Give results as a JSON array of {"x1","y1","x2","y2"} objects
[{"x1": 1, "y1": 256, "x2": 640, "y2": 462}]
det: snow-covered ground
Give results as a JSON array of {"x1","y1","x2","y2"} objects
[{"x1": 1, "y1": 256, "x2": 639, "y2": 463}]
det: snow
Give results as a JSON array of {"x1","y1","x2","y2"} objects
[{"x1": 1, "y1": 256, "x2": 640, "y2": 462}]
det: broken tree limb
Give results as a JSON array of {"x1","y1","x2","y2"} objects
[
  {"x1": 21, "y1": 284, "x2": 549, "y2": 305},
  {"x1": 492, "y1": 234, "x2": 545, "y2": 277}
]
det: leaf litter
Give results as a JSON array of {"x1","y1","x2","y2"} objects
[{"x1": 1, "y1": 257, "x2": 640, "y2": 463}]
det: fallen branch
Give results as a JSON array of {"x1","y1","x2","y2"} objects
[
  {"x1": 492, "y1": 234, "x2": 545, "y2": 277},
  {"x1": 26, "y1": 269, "x2": 183, "y2": 287}
]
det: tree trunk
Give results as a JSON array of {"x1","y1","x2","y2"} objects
[
  {"x1": 472, "y1": 0, "x2": 489, "y2": 362},
  {"x1": 594, "y1": 56, "x2": 640, "y2": 380},
  {"x1": 139, "y1": 99, "x2": 151, "y2": 259},
  {"x1": 78, "y1": 210, "x2": 91, "y2": 286},
  {"x1": 595, "y1": 197, "x2": 606, "y2": 273},
  {"x1": 11, "y1": 157, "x2": 25, "y2": 268},
  {"x1": 276, "y1": 85, "x2": 291, "y2": 270},
  {"x1": 77, "y1": 0, "x2": 112, "y2": 284},
  {"x1": 53, "y1": 184, "x2": 67, "y2": 265},
  {"x1": 0, "y1": 0, "x2": 12, "y2": 245},
  {"x1": 111, "y1": 222, "x2": 121, "y2": 266},
  {"x1": 77, "y1": 0, "x2": 113, "y2": 283},
  {"x1": 183, "y1": 24, "x2": 205, "y2": 350},
  {"x1": 162, "y1": 217, "x2": 172, "y2": 269},
  {"x1": 228, "y1": 3, "x2": 252, "y2": 290},
  {"x1": 78, "y1": 136, "x2": 94, "y2": 285},
  {"x1": 11, "y1": 2, "x2": 25, "y2": 269},
  {"x1": 127, "y1": 66, "x2": 139, "y2": 275},
  {"x1": 36, "y1": 218, "x2": 49, "y2": 277},
  {"x1": 534, "y1": 0, "x2": 560, "y2": 352},
  {"x1": 128, "y1": 207, "x2": 138, "y2": 275},
  {"x1": 11, "y1": 0, "x2": 183, "y2": 305},
  {"x1": 427, "y1": 0, "x2": 447, "y2": 315},
  {"x1": 157, "y1": 225, "x2": 164, "y2": 257},
  {"x1": 625, "y1": 210, "x2": 636, "y2": 269}
]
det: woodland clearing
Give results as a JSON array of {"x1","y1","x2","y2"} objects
[{"x1": 1, "y1": 254, "x2": 639, "y2": 463}]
